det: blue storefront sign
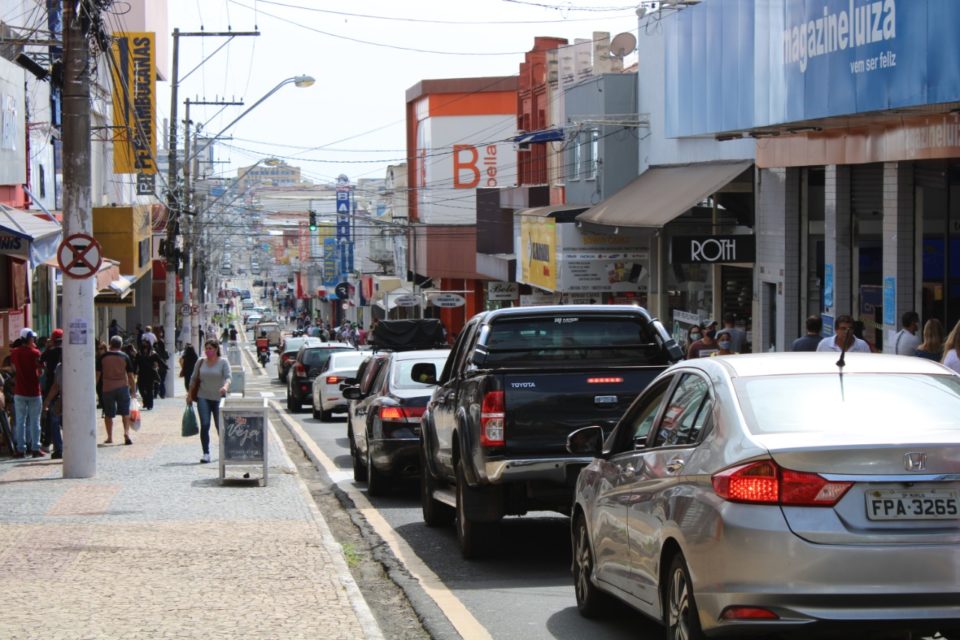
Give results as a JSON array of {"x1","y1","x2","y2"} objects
[
  {"x1": 824, "y1": 263, "x2": 834, "y2": 309},
  {"x1": 665, "y1": 0, "x2": 960, "y2": 136},
  {"x1": 322, "y1": 237, "x2": 338, "y2": 287},
  {"x1": 883, "y1": 276, "x2": 896, "y2": 326}
]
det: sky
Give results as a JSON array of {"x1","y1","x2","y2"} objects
[{"x1": 161, "y1": 0, "x2": 642, "y2": 188}]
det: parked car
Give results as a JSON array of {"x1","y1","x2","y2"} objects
[
  {"x1": 347, "y1": 349, "x2": 450, "y2": 496},
  {"x1": 311, "y1": 351, "x2": 368, "y2": 421},
  {"x1": 286, "y1": 343, "x2": 357, "y2": 412},
  {"x1": 345, "y1": 353, "x2": 390, "y2": 480},
  {"x1": 420, "y1": 305, "x2": 682, "y2": 557},
  {"x1": 277, "y1": 336, "x2": 321, "y2": 383},
  {"x1": 243, "y1": 314, "x2": 262, "y2": 330},
  {"x1": 567, "y1": 353, "x2": 960, "y2": 640}
]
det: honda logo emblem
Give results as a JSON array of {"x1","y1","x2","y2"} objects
[{"x1": 904, "y1": 452, "x2": 927, "y2": 472}]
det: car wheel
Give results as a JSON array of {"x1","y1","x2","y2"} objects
[
  {"x1": 421, "y1": 446, "x2": 454, "y2": 527},
  {"x1": 287, "y1": 381, "x2": 302, "y2": 413},
  {"x1": 366, "y1": 442, "x2": 387, "y2": 497},
  {"x1": 455, "y1": 459, "x2": 498, "y2": 559},
  {"x1": 320, "y1": 409, "x2": 333, "y2": 421},
  {"x1": 664, "y1": 554, "x2": 705, "y2": 640},
  {"x1": 312, "y1": 406, "x2": 321, "y2": 419},
  {"x1": 572, "y1": 514, "x2": 611, "y2": 618},
  {"x1": 352, "y1": 440, "x2": 367, "y2": 483}
]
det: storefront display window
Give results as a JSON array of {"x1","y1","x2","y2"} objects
[{"x1": 918, "y1": 160, "x2": 960, "y2": 332}]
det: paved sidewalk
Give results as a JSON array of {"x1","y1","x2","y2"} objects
[{"x1": 0, "y1": 393, "x2": 383, "y2": 640}]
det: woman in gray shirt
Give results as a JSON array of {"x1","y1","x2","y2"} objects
[{"x1": 187, "y1": 339, "x2": 232, "y2": 463}]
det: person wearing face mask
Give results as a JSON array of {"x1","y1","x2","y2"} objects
[
  {"x1": 187, "y1": 339, "x2": 232, "y2": 464},
  {"x1": 686, "y1": 327, "x2": 719, "y2": 359},
  {"x1": 685, "y1": 325, "x2": 703, "y2": 354},
  {"x1": 711, "y1": 329, "x2": 738, "y2": 356}
]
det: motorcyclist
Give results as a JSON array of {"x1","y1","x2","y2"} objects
[{"x1": 255, "y1": 330, "x2": 270, "y2": 366}]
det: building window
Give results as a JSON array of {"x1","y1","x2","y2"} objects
[
  {"x1": 571, "y1": 132, "x2": 582, "y2": 181},
  {"x1": 138, "y1": 237, "x2": 150, "y2": 269},
  {"x1": 585, "y1": 129, "x2": 599, "y2": 181}
]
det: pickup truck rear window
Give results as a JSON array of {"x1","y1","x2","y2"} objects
[{"x1": 483, "y1": 316, "x2": 667, "y2": 366}]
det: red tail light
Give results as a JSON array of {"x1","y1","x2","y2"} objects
[
  {"x1": 721, "y1": 606, "x2": 779, "y2": 620},
  {"x1": 379, "y1": 406, "x2": 426, "y2": 423},
  {"x1": 282, "y1": 353, "x2": 293, "y2": 362},
  {"x1": 326, "y1": 375, "x2": 342, "y2": 385},
  {"x1": 712, "y1": 460, "x2": 852, "y2": 506},
  {"x1": 294, "y1": 363, "x2": 306, "y2": 376},
  {"x1": 480, "y1": 391, "x2": 505, "y2": 447}
]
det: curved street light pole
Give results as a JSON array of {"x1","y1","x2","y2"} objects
[{"x1": 163, "y1": 74, "x2": 314, "y2": 397}]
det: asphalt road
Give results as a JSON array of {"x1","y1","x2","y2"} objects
[{"x1": 241, "y1": 348, "x2": 660, "y2": 640}]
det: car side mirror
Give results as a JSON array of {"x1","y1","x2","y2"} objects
[
  {"x1": 566, "y1": 425, "x2": 604, "y2": 457},
  {"x1": 410, "y1": 362, "x2": 437, "y2": 385},
  {"x1": 343, "y1": 386, "x2": 361, "y2": 400}
]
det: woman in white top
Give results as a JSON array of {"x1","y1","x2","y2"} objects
[
  {"x1": 187, "y1": 339, "x2": 232, "y2": 463},
  {"x1": 941, "y1": 319, "x2": 960, "y2": 375}
]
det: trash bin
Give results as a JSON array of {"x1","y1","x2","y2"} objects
[
  {"x1": 229, "y1": 365, "x2": 245, "y2": 396},
  {"x1": 219, "y1": 397, "x2": 268, "y2": 485}
]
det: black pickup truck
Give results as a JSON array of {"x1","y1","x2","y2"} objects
[{"x1": 419, "y1": 305, "x2": 683, "y2": 558}]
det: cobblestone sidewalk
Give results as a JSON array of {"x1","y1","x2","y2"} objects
[{"x1": 0, "y1": 395, "x2": 382, "y2": 640}]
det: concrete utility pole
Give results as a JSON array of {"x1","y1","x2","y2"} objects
[{"x1": 61, "y1": 0, "x2": 97, "y2": 478}]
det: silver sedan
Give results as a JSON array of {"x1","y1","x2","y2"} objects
[{"x1": 568, "y1": 353, "x2": 960, "y2": 639}]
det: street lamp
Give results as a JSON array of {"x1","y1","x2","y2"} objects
[{"x1": 163, "y1": 74, "x2": 314, "y2": 397}]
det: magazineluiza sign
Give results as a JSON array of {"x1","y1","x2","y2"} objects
[
  {"x1": 671, "y1": 235, "x2": 756, "y2": 264},
  {"x1": 111, "y1": 32, "x2": 156, "y2": 175},
  {"x1": 783, "y1": 0, "x2": 896, "y2": 74}
]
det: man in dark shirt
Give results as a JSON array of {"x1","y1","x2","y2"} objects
[
  {"x1": 791, "y1": 315, "x2": 824, "y2": 352},
  {"x1": 686, "y1": 329, "x2": 720, "y2": 359},
  {"x1": 39, "y1": 328, "x2": 63, "y2": 451},
  {"x1": 10, "y1": 328, "x2": 44, "y2": 457}
]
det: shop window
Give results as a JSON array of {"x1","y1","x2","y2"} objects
[{"x1": 138, "y1": 237, "x2": 150, "y2": 269}]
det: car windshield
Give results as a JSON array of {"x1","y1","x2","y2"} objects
[
  {"x1": 302, "y1": 347, "x2": 353, "y2": 369},
  {"x1": 393, "y1": 355, "x2": 450, "y2": 390},
  {"x1": 482, "y1": 315, "x2": 664, "y2": 366},
  {"x1": 734, "y1": 373, "x2": 960, "y2": 436}
]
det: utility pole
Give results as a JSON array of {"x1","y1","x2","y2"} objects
[
  {"x1": 61, "y1": 0, "x2": 97, "y2": 478},
  {"x1": 163, "y1": 29, "x2": 257, "y2": 396}
]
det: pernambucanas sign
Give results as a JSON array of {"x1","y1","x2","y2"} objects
[{"x1": 110, "y1": 32, "x2": 156, "y2": 175}]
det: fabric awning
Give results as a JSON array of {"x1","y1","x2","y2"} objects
[
  {"x1": 0, "y1": 204, "x2": 62, "y2": 267},
  {"x1": 576, "y1": 161, "x2": 752, "y2": 230},
  {"x1": 518, "y1": 204, "x2": 590, "y2": 218}
]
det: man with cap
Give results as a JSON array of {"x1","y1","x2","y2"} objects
[
  {"x1": 10, "y1": 328, "x2": 44, "y2": 457},
  {"x1": 686, "y1": 327, "x2": 720, "y2": 359}
]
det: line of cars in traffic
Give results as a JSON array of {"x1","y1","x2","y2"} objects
[{"x1": 281, "y1": 311, "x2": 960, "y2": 640}]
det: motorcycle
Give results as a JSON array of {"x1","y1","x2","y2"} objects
[{"x1": 256, "y1": 341, "x2": 270, "y2": 367}]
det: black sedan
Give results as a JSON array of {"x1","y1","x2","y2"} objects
[{"x1": 286, "y1": 342, "x2": 356, "y2": 412}]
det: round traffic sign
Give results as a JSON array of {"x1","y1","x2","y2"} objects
[{"x1": 57, "y1": 233, "x2": 103, "y2": 279}]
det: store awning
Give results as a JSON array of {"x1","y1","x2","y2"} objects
[
  {"x1": 576, "y1": 161, "x2": 752, "y2": 231},
  {"x1": 0, "y1": 204, "x2": 62, "y2": 267},
  {"x1": 518, "y1": 204, "x2": 590, "y2": 219}
]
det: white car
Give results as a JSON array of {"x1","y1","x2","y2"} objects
[
  {"x1": 243, "y1": 314, "x2": 262, "y2": 330},
  {"x1": 311, "y1": 351, "x2": 368, "y2": 421}
]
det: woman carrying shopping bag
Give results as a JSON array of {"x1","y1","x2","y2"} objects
[{"x1": 186, "y1": 339, "x2": 231, "y2": 464}]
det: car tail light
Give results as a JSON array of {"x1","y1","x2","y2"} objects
[
  {"x1": 379, "y1": 406, "x2": 425, "y2": 423},
  {"x1": 282, "y1": 353, "x2": 293, "y2": 363},
  {"x1": 712, "y1": 460, "x2": 852, "y2": 506},
  {"x1": 480, "y1": 391, "x2": 505, "y2": 447},
  {"x1": 326, "y1": 375, "x2": 342, "y2": 385},
  {"x1": 294, "y1": 363, "x2": 306, "y2": 377},
  {"x1": 587, "y1": 377, "x2": 623, "y2": 384},
  {"x1": 720, "y1": 606, "x2": 779, "y2": 620}
]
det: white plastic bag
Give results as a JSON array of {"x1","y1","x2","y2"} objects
[{"x1": 129, "y1": 397, "x2": 142, "y2": 431}]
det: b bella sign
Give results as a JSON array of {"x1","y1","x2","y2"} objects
[{"x1": 671, "y1": 235, "x2": 755, "y2": 264}]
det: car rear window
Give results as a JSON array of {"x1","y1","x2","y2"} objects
[
  {"x1": 734, "y1": 373, "x2": 960, "y2": 436},
  {"x1": 482, "y1": 315, "x2": 665, "y2": 366},
  {"x1": 393, "y1": 355, "x2": 450, "y2": 390},
  {"x1": 302, "y1": 347, "x2": 352, "y2": 368},
  {"x1": 330, "y1": 352, "x2": 366, "y2": 370}
]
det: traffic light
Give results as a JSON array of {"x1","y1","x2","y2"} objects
[{"x1": 308, "y1": 210, "x2": 317, "y2": 231}]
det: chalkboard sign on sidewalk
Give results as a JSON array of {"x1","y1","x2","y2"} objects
[{"x1": 219, "y1": 398, "x2": 268, "y2": 485}]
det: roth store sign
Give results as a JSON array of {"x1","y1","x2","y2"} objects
[{"x1": 671, "y1": 235, "x2": 755, "y2": 264}]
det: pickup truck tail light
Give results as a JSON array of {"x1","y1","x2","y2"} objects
[
  {"x1": 380, "y1": 406, "x2": 425, "y2": 424},
  {"x1": 480, "y1": 391, "x2": 505, "y2": 447}
]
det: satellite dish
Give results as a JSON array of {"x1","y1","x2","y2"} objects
[{"x1": 610, "y1": 32, "x2": 637, "y2": 59}]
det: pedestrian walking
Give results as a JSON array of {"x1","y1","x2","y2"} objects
[
  {"x1": 154, "y1": 335, "x2": 169, "y2": 398},
  {"x1": 108, "y1": 319, "x2": 122, "y2": 339},
  {"x1": 96, "y1": 335, "x2": 137, "y2": 445},
  {"x1": 791, "y1": 315, "x2": 823, "y2": 352},
  {"x1": 40, "y1": 328, "x2": 63, "y2": 450},
  {"x1": 141, "y1": 325, "x2": 158, "y2": 347},
  {"x1": 10, "y1": 328, "x2": 44, "y2": 458},
  {"x1": 42, "y1": 362, "x2": 64, "y2": 459},
  {"x1": 914, "y1": 318, "x2": 944, "y2": 361},
  {"x1": 135, "y1": 340, "x2": 162, "y2": 410},
  {"x1": 941, "y1": 319, "x2": 960, "y2": 375},
  {"x1": 687, "y1": 327, "x2": 720, "y2": 359},
  {"x1": 720, "y1": 313, "x2": 747, "y2": 353},
  {"x1": 179, "y1": 344, "x2": 199, "y2": 393},
  {"x1": 187, "y1": 339, "x2": 232, "y2": 464},
  {"x1": 816, "y1": 314, "x2": 871, "y2": 353},
  {"x1": 893, "y1": 311, "x2": 922, "y2": 355},
  {"x1": 711, "y1": 330, "x2": 739, "y2": 356}
]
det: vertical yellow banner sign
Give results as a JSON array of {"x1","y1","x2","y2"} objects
[{"x1": 111, "y1": 32, "x2": 156, "y2": 174}]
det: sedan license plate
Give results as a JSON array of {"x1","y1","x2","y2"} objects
[{"x1": 866, "y1": 489, "x2": 960, "y2": 521}]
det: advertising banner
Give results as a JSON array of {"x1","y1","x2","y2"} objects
[
  {"x1": 665, "y1": 0, "x2": 960, "y2": 136},
  {"x1": 110, "y1": 32, "x2": 157, "y2": 174},
  {"x1": 556, "y1": 224, "x2": 648, "y2": 293},
  {"x1": 518, "y1": 214, "x2": 557, "y2": 291}
]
